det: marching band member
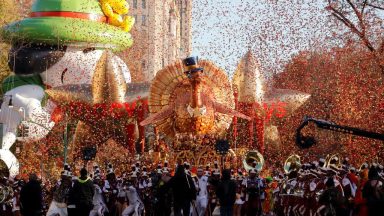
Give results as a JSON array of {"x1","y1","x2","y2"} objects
[
  {"x1": 138, "y1": 167, "x2": 152, "y2": 216},
  {"x1": 204, "y1": 164, "x2": 211, "y2": 177},
  {"x1": 90, "y1": 167, "x2": 108, "y2": 216},
  {"x1": 378, "y1": 164, "x2": 384, "y2": 181},
  {"x1": 156, "y1": 163, "x2": 163, "y2": 174},
  {"x1": 46, "y1": 164, "x2": 72, "y2": 216},
  {"x1": 122, "y1": 172, "x2": 144, "y2": 216},
  {"x1": 103, "y1": 163, "x2": 119, "y2": 216},
  {"x1": 318, "y1": 158, "x2": 326, "y2": 169},
  {"x1": 12, "y1": 178, "x2": 21, "y2": 216},
  {"x1": 342, "y1": 166, "x2": 358, "y2": 215},
  {"x1": 116, "y1": 175, "x2": 127, "y2": 215},
  {"x1": 208, "y1": 162, "x2": 221, "y2": 215},
  {"x1": 184, "y1": 162, "x2": 192, "y2": 176},
  {"x1": 234, "y1": 170, "x2": 245, "y2": 216},
  {"x1": 243, "y1": 168, "x2": 264, "y2": 216},
  {"x1": 262, "y1": 177, "x2": 275, "y2": 216},
  {"x1": 193, "y1": 167, "x2": 209, "y2": 216},
  {"x1": 163, "y1": 161, "x2": 169, "y2": 173}
]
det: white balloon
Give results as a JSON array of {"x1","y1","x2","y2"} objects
[
  {"x1": 0, "y1": 46, "x2": 132, "y2": 176},
  {"x1": 0, "y1": 149, "x2": 19, "y2": 177}
]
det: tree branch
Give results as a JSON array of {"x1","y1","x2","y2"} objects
[
  {"x1": 367, "y1": 3, "x2": 384, "y2": 10},
  {"x1": 346, "y1": 0, "x2": 360, "y2": 17},
  {"x1": 328, "y1": 3, "x2": 376, "y2": 53},
  {"x1": 328, "y1": 5, "x2": 362, "y2": 37},
  {"x1": 361, "y1": 0, "x2": 368, "y2": 15},
  {"x1": 346, "y1": 0, "x2": 365, "y2": 34}
]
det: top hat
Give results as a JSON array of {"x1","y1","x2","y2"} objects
[
  {"x1": 1, "y1": 0, "x2": 133, "y2": 51},
  {"x1": 183, "y1": 56, "x2": 204, "y2": 73}
]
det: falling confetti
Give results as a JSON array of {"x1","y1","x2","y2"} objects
[{"x1": 0, "y1": 0, "x2": 383, "y2": 178}]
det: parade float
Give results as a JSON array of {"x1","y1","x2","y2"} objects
[
  {"x1": 139, "y1": 51, "x2": 311, "y2": 170},
  {"x1": 140, "y1": 56, "x2": 253, "y2": 167}
]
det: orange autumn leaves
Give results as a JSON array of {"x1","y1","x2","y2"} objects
[{"x1": 273, "y1": 43, "x2": 384, "y2": 165}]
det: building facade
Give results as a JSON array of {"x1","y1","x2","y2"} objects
[{"x1": 122, "y1": 0, "x2": 193, "y2": 81}]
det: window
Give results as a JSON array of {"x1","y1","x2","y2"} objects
[
  {"x1": 142, "y1": 0, "x2": 146, "y2": 9},
  {"x1": 142, "y1": 60, "x2": 146, "y2": 69},
  {"x1": 142, "y1": 15, "x2": 146, "y2": 26},
  {"x1": 133, "y1": 0, "x2": 137, "y2": 9},
  {"x1": 134, "y1": 15, "x2": 137, "y2": 23}
]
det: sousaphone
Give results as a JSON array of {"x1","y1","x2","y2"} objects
[
  {"x1": 284, "y1": 154, "x2": 301, "y2": 174},
  {"x1": 0, "y1": 184, "x2": 13, "y2": 204},
  {"x1": 326, "y1": 154, "x2": 341, "y2": 169},
  {"x1": 242, "y1": 150, "x2": 264, "y2": 172}
]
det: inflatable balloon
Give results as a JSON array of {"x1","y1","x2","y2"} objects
[
  {"x1": 0, "y1": 0, "x2": 134, "y2": 177},
  {"x1": 100, "y1": 0, "x2": 135, "y2": 32}
]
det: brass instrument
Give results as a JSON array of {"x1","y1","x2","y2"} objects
[
  {"x1": 284, "y1": 154, "x2": 301, "y2": 174},
  {"x1": 0, "y1": 184, "x2": 13, "y2": 204},
  {"x1": 242, "y1": 150, "x2": 264, "y2": 172},
  {"x1": 358, "y1": 162, "x2": 369, "y2": 172},
  {"x1": 326, "y1": 154, "x2": 341, "y2": 169}
]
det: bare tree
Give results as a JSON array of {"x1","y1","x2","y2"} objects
[{"x1": 326, "y1": 0, "x2": 384, "y2": 72}]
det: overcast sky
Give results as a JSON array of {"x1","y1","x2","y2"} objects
[{"x1": 191, "y1": 0, "x2": 343, "y2": 77}]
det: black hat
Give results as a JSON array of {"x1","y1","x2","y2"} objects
[{"x1": 183, "y1": 56, "x2": 203, "y2": 73}]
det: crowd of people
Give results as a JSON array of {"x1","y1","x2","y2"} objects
[{"x1": 0, "y1": 157, "x2": 383, "y2": 216}]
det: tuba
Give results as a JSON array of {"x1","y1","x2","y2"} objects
[
  {"x1": 284, "y1": 154, "x2": 301, "y2": 174},
  {"x1": 0, "y1": 184, "x2": 13, "y2": 204},
  {"x1": 326, "y1": 154, "x2": 341, "y2": 169},
  {"x1": 242, "y1": 150, "x2": 264, "y2": 172},
  {"x1": 358, "y1": 162, "x2": 369, "y2": 172}
]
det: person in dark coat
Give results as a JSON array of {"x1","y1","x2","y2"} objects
[
  {"x1": 66, "y1": 178, "x2": 77, "y2": 216},
  {"x1": 319, "y1": 177, "x2": 345, "y2": 216},
  {"x1": 153, "y1": 171, "x2": 173, "y2": 216},
  {"x1": 216, "y1": 169, "x2": 237, "y2": 216},
  {"x1": 363, "y1": 166, "x2": 384, "y2": 216},
  {"x1": 71, "y1": 168, "x2": 94, "y2": 216},
  {"x1": 166, "y1": 164, "x2": 197, "y2": 216},
  {"x1": 20, "y1": 173, "x2": 43, "y2": 216}
]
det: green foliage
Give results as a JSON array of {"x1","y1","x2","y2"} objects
[{"x1": 0, "y1": 0, "x2": 21, "y2": 94}]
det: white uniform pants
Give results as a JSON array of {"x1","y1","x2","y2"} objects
[
  {"x1": 122, "y1": 202, "x2": 141, "y2": 216},
  {"x1": 196, "y1": 196, "x2": 208, "y2": 216},
  {"x1": 46, "y1": 201, "x2": 68, "y2": 216},
  {"x1": 89, "y1": 204, "x2": 106, "y2": 216}
]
